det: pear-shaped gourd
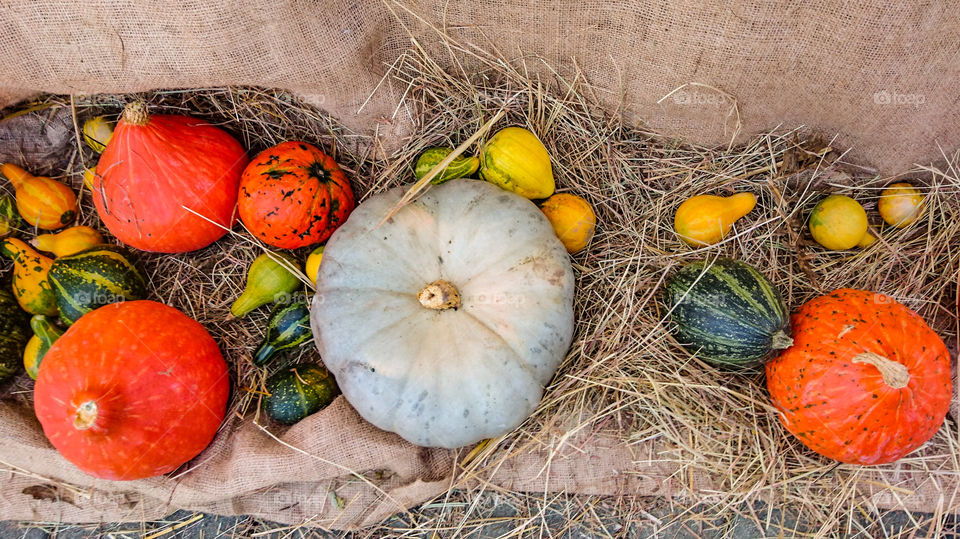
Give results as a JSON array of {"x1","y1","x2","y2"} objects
[
  {"x1": 674, "y1": 192, "x2": 757, "y2": 247},
  {"x1": 23, "y1": 315, "x2": 64, "y2": 379},
  {"x1": 312, "y1": 179, "x2": 575, "y2": 448},
  {"x1": 253, "y1": 301, "x2": 312, "y2": 366},
  {"x1": 0, "y1": 238, "x2": 57, "y2": 316},
  {"x1": 230, "y1": 252, "x2": 301, "y2": 319},
  {"x1": 32, "y1": 226, "x2": 104, "y2": 257},
  {"x1": 0, "y1": 163, "x2": 77, "y2": 230}
]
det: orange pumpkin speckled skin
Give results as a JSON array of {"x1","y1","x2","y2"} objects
[
  {"x1": 766, "y1": 289, "x2": 951, "y2": 465},
  {"x1": 238, "y1": 142, "x2": 355, "y2": 249},
  {"x1": 33, "y1": 301, "x2": 229, "y2": 480},
  {"x1": 93, "y1": 102, "x2": 248, "y2": 253}
]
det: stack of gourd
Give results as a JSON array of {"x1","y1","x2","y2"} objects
[{"x1": 667, "y1": 186, "x2": 949, "y2": 465}]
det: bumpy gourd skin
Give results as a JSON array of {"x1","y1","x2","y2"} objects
[
  {"x1": 311, "y1": 179, "x2": 575, "y2": 448},
  {"x1": 766, "y1": 289, "x2": 951, "y2": 465}
]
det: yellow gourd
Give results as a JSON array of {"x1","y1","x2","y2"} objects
[
  {"x1": 540, "y1": 193, "x2": 597, "y2": 253},
  {"x1": 22, "y1": 315, "x2": 64, "y2": 379},
  {"x1": 82, "y1": 116, "x2": 115, "y2": 153},
  {"x1": 856, "y1": 229, "x2": 877, "y2": 248},
  {"x1": 479, "y1": 127, "x2": 555, "y2": 199},
  {"x1": 0, "y1": 238, "x2": 57, "y2": 316},
  {"x1": 674, "y1": 192, "x2": 757, "y2": 247},
  {"x1": 878, "y1": 182, "x2": 924, "y2": 228},
  {"x1": 305, "y1": 246, "x2": 324, "y2": 285},
  {"x1": 808, "y1": 195, "x2": 868, "y2": 250},
  {"x1": 1, "y1": 163, "x2": 77, "y2": 230},
  {"x1": 82, "y1": 166, "x2": 98, "y2": 191},
  {"x1": 31, "y1": 226, "x2": 104, "y2": 257}
]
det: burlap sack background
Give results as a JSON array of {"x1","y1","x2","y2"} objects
[
  {"x1": 2, "y1": 0, "x2": 959, "y2": 529},
  {"x1": 2, "y1": 1, "x2": 957, "y2": 173}
]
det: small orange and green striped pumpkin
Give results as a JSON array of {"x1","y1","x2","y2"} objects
[{"x1": 0, "y1": 163, "x2": 77, "y2": 230}]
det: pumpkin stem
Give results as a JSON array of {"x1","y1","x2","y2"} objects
[
  {"x1": 853, "y1": 352, "x2": 910, "y2": 389},
  {"x1": 771, "y1": 330, "x2": 794, "y2": 350},
  {"x1": 122, "y1": 101, "x2": 150, "y2": 126},
  {"x1": 73, "y1": 400, "x2": 99, "y2": 430},
  {"x1": 418, "y1": 280, "x2": 461, "y2": 310}
]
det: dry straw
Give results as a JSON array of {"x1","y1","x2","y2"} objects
[{"x1": 4, "y1": 39, "x2": 960, "y2": 536}]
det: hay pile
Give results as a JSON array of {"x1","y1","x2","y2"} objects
[{"x1": 3, "y1": 43, "x2": 959, "y2": 536}]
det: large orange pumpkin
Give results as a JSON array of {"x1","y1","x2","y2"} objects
[
  {"x1": 237, "y1": 141, "x2": 355, "y2": 249},
  {"x1": 93, "y1": 102, "x2": 248, "y2": 253},
  {"x1": 766, "y1": 289, "x2": 951, "y2": 465},
  {"x1": 33, "y1": 300, "x2": 229, "y2": 480}
]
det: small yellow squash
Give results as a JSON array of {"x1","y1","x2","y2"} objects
[
  {"x1": 82, "y1": 116, "x2": 115, "y2": 153},
  {"x1": 305, "y1": 245, "x2": 324, "y2": 285},
  {"x1": 22, "y1": 315, "x2": 64, "y2": 379},
  {"x1": 674, "y1": 192, "x2": 757, "y2": 246},
  {"x1": 480, "y1": 127, "x2": 555, "y2": 199},
  {"x1": 540, "y1": 193, "x2": 596, "y2": 253},
  {"x1": 808, "y1": 195, "x2": 868, "y2": 250},
  {"x1": 82, "y1": 166, "x2": 98, "y2": 191},
  {"x1": 1, "y1": 163, "x2": 77, "y2": 230},
  {"x1": 32, "y1": 226, "x2": 104, "y2": 257},
  {"x1": 878, "y1": 182, "x2": 924, "y2": 228},
  {"x1": 0, "y1": 238, "x2": 58, "y2": 316}
]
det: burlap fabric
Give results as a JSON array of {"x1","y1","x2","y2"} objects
[{"x1": 1, "y1": 0, "x2": 958, "y2": 529}]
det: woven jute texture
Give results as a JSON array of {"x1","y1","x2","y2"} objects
[
  {"x1": 1, "y1": 0, "x2": 958, "y2": 530},
  {"x1": 1, "y1": 1, "x2": 956, "y2": 173}
]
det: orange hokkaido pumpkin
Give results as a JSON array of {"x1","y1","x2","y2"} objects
[
  {"x1": 33, "y1": 301, "x2": 229, "y2": 480},
  {"x1": 766, "y1": 289, "x2": 951, "y2": 465},
  {"x1": 92, "y1": 102, "x2": 248, "y2": 253},
  {"x1": 237, "y1": 142, "x2": 355, "y2": 249}
]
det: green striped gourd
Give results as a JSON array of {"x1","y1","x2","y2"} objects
[
  {"x1": 414, "y1": 146, "x2": 480, "y2": 184},
  {"x1": 264, "y1": 363, "x2": 339, "y2": 424},
  {"x1": 0, "y1": 195, "x2": 21, "y2": 237},
  {"x1": 253, "y1": 301, "x2": 312, "y2": 366},
  {"x1": 0, "y1": 286, "x2": 30, "y2": 381},
  {"x1": 664, "y1": 257, "x2": 793, "y2": 368},
  {"x1": 47, "y1": 246, "x2": 148, "y2": 324}
]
